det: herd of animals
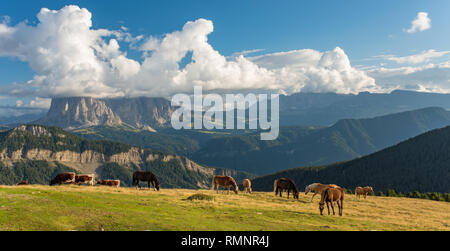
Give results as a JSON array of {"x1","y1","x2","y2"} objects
[{"x1": 15, "y1": 172, "x2": 375, "y2": 216}]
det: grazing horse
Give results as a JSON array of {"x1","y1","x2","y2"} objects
[
  {"x1": 211, "y1": 176, "x2": 238, "y2": 194},
  {"x1": 355, "y1": 186, "x2": 374, "y2": 199},
  {"x1": 305, "y1": 183, "x2": 340, "y2": 202},
  {"x1": 319, "y1": 187, "x2": 344, "y2": 216},
  {"x1": 243, "y1": 179, "x2": 252, "y2": 194},
  {"x1": 274, "y1": 178, "x2": 299, "y2": 199},
  {"x1": 133, "y1": 171, "x2": 160, "y2": 191}
]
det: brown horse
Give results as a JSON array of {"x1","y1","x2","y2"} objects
[
  {"x1": 133, "y1": 171, "x2": 160, "y2": 191},
  {"x1": 211, "y1": 176, "x2": 238, "y2": 194},
  {"x1": 243, "y1": 179, "x2": 252, "y2": 194},
  {"x1": 274, "y1": 178, "x2": 299, "y2": 199},
  {"x1": 355, "y1": 186, "x2": 374, "y2": 199},
  {"x1": 319, "y1": 187, "x2": 344, "y2": 216}
]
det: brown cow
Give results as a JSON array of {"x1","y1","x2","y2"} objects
[
  {"x1": 50, "y1": 172, "x2": 76, "y2": 186},
  {"x1": 355, "y1": 186, "x2": 374, "y2": 199},
  {"x1": 97, "y1": 179, "x2": 121, "y2": 188},
  {"x1": 17, "y1": 180, "x2": 29, "y2": 186},
  {"x1": 75, "y1": 174, "x2": 95, "y2": 186}
]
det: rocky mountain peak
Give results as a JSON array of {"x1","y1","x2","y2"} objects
[{"x1": 35, "y1": 96, "x2": 174, "y2": 130}]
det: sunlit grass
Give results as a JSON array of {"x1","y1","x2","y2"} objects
[{"x1": 0, "y1": 185, "x2": 448, "y2": 231}]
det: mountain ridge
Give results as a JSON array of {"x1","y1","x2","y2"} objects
[
  {"x1": 251, "y1": 124, "x2": 450, "y2": 193},
  {"x1": 191, "y1": 107, "x2": 450, "y2": 174},
  {"x1": 0, "y1": 125, "x2": 253, "y2": 188}
]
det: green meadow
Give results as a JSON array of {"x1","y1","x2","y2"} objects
[{"x1": 0, "y1": 185, "x2": 448, "y2": 231}]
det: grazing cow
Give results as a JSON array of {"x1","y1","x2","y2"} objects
[
  {"x1": 319, "y1": 187, "x2": 344, "y2": 216},
  {"x1": 97, "y1": 179, "x2": 121, "y2": 188},
  {"x1": 75, "y1": 174, "x2": 95, "y2": 186},
  {"x1": 211, "y1": 176, "x2": 239, "y2": 194},
  {"x1": 355, "y1": 186, "x2": 374, "y2": 199},
  {"x1": 274, "y1": 178, "x2": 299, "y2": 200},
  {"x1": 133, "y1": 171, "x2": 160, "y2": 191},
  {"x1": 305, "y1": 183, "x2": 340, "y2": 202},
  {"x1": 243, "y1": 179, "x2": 252, "y2": 194},
  {"x1": 17, "y1": 180, "x2": 29, "y2": 186},
  {"x1": 50, "y1": 172, "x2": 76, "y2": 186}
]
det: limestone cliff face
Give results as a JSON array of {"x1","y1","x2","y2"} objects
[
  {"x1": 36, "y1": 97, "x2": 174, "y2": 130},
  {"x1": 0, "y1": 147, "x2": 211, "y2": 177}
]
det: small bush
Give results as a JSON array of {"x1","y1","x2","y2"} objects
[{"x1": 186, "y1": 193, "x2": 214, "y2": 201}]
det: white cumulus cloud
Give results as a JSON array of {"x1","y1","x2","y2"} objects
[
  {"x1": 407, "y1": 12, "x2": 431, "y2": 33},
  {"x1": 0, "y1": 6, "x2": 380, "y2": 100}
]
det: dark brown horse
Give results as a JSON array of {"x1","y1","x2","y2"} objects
[
  {"x1": 132, "y1": 171, "x2": 160, "y2": 191},
  {"x1": 274, "y1": 178, "x2": 299, "y2": 199}
]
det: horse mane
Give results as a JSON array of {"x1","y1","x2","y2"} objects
[
  {"x1": 285, "y1": 178, "x2": 299, "y2": 193},
  {"x1": 154, "y1": 175, "x2": 160, "y2": 185},
  {"x1": 230, "y1": 177, "x2": 238, "y2": 190}
]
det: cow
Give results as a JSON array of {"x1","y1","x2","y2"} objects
[
  {"x1": 17, "y1": 180, "x2": 29, "y2": 186},
  {"x1": 50, "y1": 172, "x2": 76, "y2": 186},
  {"x1": 97, "y1": 179, "x2": 121, "y2": 188},
  {"x1": 75, "y1": 174, "x2": 95, "y2": 186}
]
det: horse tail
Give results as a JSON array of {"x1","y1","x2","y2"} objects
[
  {"x1": 323, "y1": 187, "x2": 330, "y2": 200},
  {"x1": 273, "y1": 179, "x2": 278, "y2": 193}
]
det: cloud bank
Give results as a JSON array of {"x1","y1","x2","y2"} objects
[
  {"x1": 0, "y1": 5, "x2": 448, "y2": 112},
  {"x1": 386, "y1": 50, "x2": 450, "y2": 64},
  {"x1": 0, "y1": 5, "x2": 378, "y2": 101}
]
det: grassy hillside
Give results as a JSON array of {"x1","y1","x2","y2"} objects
[
  {"x1": 0, "y1": 185, "x2": 448, "y2": 231},
  {"x1": 193, "y1": 107, "x2": 450, "y2": 174},
  {"x1": 252, "y1": 125, "x2": 450, "y2": 193}
]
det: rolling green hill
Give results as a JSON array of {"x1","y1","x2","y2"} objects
[
  {"x1": 192, "y1": 107, "x2": 450, "y2": 174},
  {"x1": 0, "y1": 125, "x2": 254, "y2": 188},
  {"x1": 252, "y1": 125, "x2": 450, "y2": 193}
]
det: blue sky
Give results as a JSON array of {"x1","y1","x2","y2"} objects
[{"x1": 0, "y1": 0, "x2": 449, "y2": 114}]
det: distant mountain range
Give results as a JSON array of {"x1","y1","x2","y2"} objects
[
  {"x1": 191, "y1": 107, "x2": 450, "y2": 174},
  {"x1": 251, "y1": 125, "x2": 450, "y2": 193},
  {"x1": 3, "y1": 90, "x2": 450, "y2": 130},
  {"x1": 0, "y1": 125, "x2": 253, "y2": 188},
  {"x1": 279, "y1": 90, "x2": 450, "y2": 126}
]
